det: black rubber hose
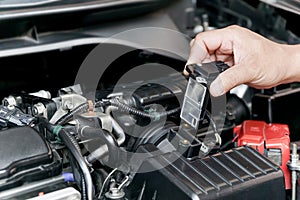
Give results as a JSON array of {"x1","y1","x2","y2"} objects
[
  {"x1": 37, "y1": 118, "x2": 92, "y2": 199},
  {"x1": 55, "y1": 102, "x2": 89, "y2": 125},
  {"x1": 58, "y1": 128, "x2": 94, "y2": 200},
  {"x1": 37, "y1": 117, "x2": 55, "y2": 133},
  {"x1": 109, "y1": 98, "x2": 180, "y2": 121},
  {"x1": 78, "y1": 126, "x2": 119, "y2": 167}
]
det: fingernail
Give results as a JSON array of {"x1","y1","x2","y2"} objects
[
  {"x1": 183, "y1": 69, "x2": 189, "y2": 76},
  {"x1": 190, "y1": 39, "x2": 195, "y2": 46},
  {"x1": 210, "y1": 78, "x2": 225, "y2": 97},
  {"x1": 183, "y1": 62, "x2": 193, "y2": 76}
]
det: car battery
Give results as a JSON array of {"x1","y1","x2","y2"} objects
[{"x1": 234, "y1": 120, "x2": 291, "y2": 189}]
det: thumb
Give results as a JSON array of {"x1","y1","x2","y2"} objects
[{"x1": 210, "y1": 64, "x2": 251, "y2": 97}]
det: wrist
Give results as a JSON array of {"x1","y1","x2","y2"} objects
[{"x1": 281, "y1": 44, "x2": 300, "y2": 83}]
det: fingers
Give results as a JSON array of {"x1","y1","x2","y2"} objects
[
  {"x1": 183, "y1": 68, "x2": 190, "y2": 76},
  {"x1": 184, "y1": 28, "x2": 235, "y2": 76},
  {"x1": 210, "y1": 64, "x2": 252, "y2": 96},
  {"x1": 186, "y1": 36, "x2": 216, "y2": 65},
  {"x1": 187, "y1": 28, "x2": 234, "y2": 64},
  {"x1": 184, "y1": 38, "x2": 207, "y2": 76},
  {"x1": 186, "y1": 25, "x2": 254, "y2": 96},
  {"x1": 184, "y1": 59, "x2": 214, "y2": 77},
  {"x1": 184, "y1": 35, "x2": 220, "y2": 76},
  {"x1": 189, "y1": 38, "x2": 195, "y2": 47}
]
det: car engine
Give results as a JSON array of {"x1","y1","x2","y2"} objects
[{"x1": 0, "y1": 0, "x2": 300, "y2": 200}]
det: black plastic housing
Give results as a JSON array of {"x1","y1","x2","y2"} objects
[
  {"x1": 129, "y1": 73, "x2": 187, "y2": 108},
  {"x1": 185, "y1": 61, "x2": 229, "y2": 85},
  {"x1": 0, "y1": 126, "x2": 62, "y2": 191},
  {"x1": 252, "y1": 86, "x2": 300, "y2": 141},
  {"x1": 127, "y1": 145, "x2": 285, "y2": 200}
]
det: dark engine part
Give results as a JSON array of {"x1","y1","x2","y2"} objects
[
  {"x1": 128, "y1": 145, "x2": 286, "y2": 200},
  {"x1": 108, "y1": 72, "x2": 187, "y2": 110},
  {"x1": 251, "y1": 85, "x2": 300, "y2": 141},
  {"x1": 0, "y1": 126, "x2": 62, "y2": 191},
  {"x1": 196, "y1": 0, "x2": 300, "y2": 44},
  {"x1": 0, "y1": 0, "x2": 298, "y2": 199},
  {"x1": 185, "y1": 61, "x2": 229, "y2": 83},
  {"x1": 226, "y1": 93, "x2": 250, "y2": 126}
]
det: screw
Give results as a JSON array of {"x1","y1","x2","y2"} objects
[
  {"x1": 180, "y1": 139, "x2": 190, "y2": 146},
  {"x1": 178, "y1": 139, "x2": 190, "y2": 155}
]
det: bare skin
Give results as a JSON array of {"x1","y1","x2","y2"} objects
[{"x1": 185, "y1": 25, "x2": 300, "y2": 97}]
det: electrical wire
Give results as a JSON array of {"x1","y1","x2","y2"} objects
[
  {"x1": 205, "y1": 110, "x2": 222, "y2": 145},
  {"x1": 81, "y1": 173, "x2": 87, "y2": 200},
  {"x1": 205, "y1": 111, "x2": 218, "y2": 135},
  {"x1": 55, "y1": 102, "x2": 89, "y2": 125},
  {"x1": 98, "y1": 168, "x2": 118, "y2": 199},
  {"x1": 94, "y1": 100, "x2": 110, "y2": 108}
]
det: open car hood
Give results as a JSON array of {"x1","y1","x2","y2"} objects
[
  {"x1": 0, "y1": 0, "x2": 171, "y2": 19},
  {"x1": 0, "y1": 0, "x2": 191, "y2": 60}
]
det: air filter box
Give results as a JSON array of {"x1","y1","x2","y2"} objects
[{"x1": 128, "y1": 145, "x2": 285, "y2": 200}]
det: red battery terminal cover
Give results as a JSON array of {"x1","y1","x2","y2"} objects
[{"x1": 234, "y1": 120, "x2": 291, "y2": 189}]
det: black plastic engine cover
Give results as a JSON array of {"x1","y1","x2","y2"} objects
[
  {"x1": 0, "y1": 126, "x2": 61, "y2": 191},
  {"x1": 128, "y1": 145, "x2": 285, "y2": 200}
]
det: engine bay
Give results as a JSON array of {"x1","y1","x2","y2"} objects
[{"x1": 0, "y1": 0, "x2": 300, "y2": 200}]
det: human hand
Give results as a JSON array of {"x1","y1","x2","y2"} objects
[{"x1": 185, "y1": 25, "x2": 300, "y2": 96}]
